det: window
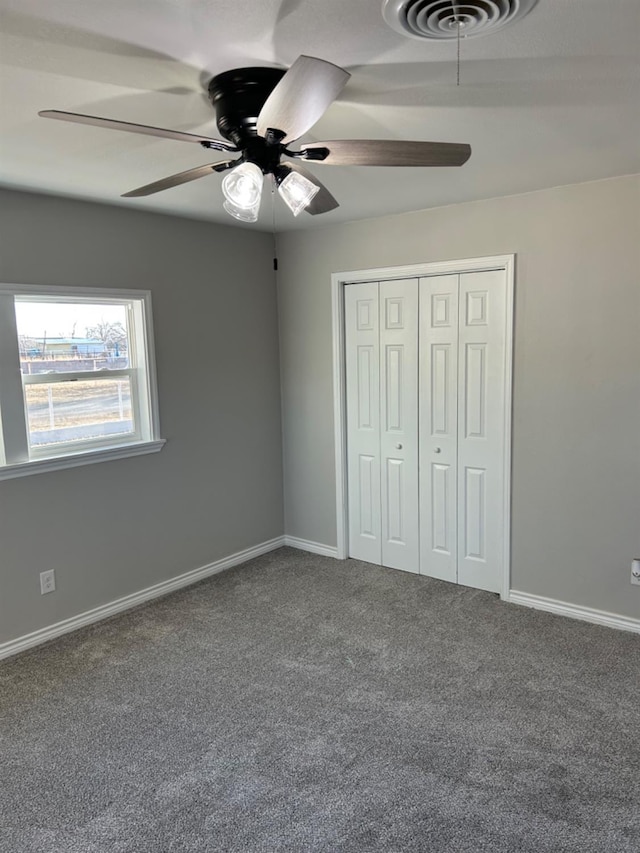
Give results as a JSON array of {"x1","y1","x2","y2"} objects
[{"x1": 0, "y1": 285, "x2": 164, "y2": 480}]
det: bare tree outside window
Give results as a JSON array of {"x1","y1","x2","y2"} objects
[{"x1": 85, "y1": 319, "x2": 128, "y2": 355}]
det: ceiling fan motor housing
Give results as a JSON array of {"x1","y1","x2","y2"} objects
[{"x1": 208, "y1": 67, "x2": 285, "y2": 146}]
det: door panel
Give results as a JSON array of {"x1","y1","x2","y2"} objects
[
  {"x1": 431, "y1": 462, "x2": 453, "y2": 553},
  {"x1": 380, "y1": 279, "x2": 419, "y2": 573},
  {"x1": 464, "y1": 343, "x2": 487, "y2": 438},
  {"x1": 457, "y1": 270, "x2": 507, "y2": 593},
  {"x1": 463, "y1": 466, "x2": 486, "y2": 560},
  {"x1": 385, "y1": 458, "x2": 404, "y2": 541},
  {"x1": 384, "y1": 345, "x2": 404, "y2": 431},
  {"x1": 358, "y1": 454, "x2": 377, "y2": 538},
  {"x1": 419, "y1": 275, "x2": 459, "y2": 582},
  {"x1": 345, "y1": 283, "x2": 381, "y2": 564},
  {"x1": 356, "y1": 346, "x2": 376, "y2": 429},
  {"x1": 430, "y1": 344, "x2": 453, "y2": 436}
]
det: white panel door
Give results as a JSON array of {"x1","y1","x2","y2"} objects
[
  {"x1": 379, "y1": 279, "x2": 419, "y2": 573},
  {"x1": 345, "y1": 282, "x2": 382, "y2": 564},
  {"x1": 457, "y1": 269, "x2": 507, "y2": 593},
  {"x1": 419, "y1": 275, "x2": 459, "y2": 582},
  {"x1": 345, "y1": 267, "x2": 508, "y2": 591}
]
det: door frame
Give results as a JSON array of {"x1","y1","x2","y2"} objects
[{"x1": 331, "y1": 254, "x2": 515, "y2": 599}]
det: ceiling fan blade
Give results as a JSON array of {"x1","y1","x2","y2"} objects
[
  {"x1": 284, "y1": 162, "x2": 339, "y2": 215},
  {"x1": 301, "y1": 139, "x2": 472, "y2": 167},
  {"x1": 38, "y1": 110, "x2": 237, "y2": 151},
  {"x1": 121, "y1": 161, "x2": 237, "y2": 198},
  {"x1": 257, "y1": 56, "x2": 350, "y2": 144}
]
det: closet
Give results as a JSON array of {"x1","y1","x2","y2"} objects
[{"x1": 344, "y1": 269, "x2": 508, "y2": 594}]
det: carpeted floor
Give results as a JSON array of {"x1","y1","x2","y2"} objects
[{"x1": 1, "y1": 547, "x2": 639, "y2": 853}]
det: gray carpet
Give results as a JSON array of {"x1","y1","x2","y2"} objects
[{"x1": 1, "y1": 548, "x2": 639, "y2": 853}]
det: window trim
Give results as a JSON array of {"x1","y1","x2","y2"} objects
[
  {"x1": 0, "y1": 439, "x2": 166, "y2": 481},
  {"x1": 0, "y1": 283, "x2": 165, "y2": 480}
]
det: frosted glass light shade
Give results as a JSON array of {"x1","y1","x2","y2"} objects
[
  {"x1": 222, "y1": 162, "x2": 263, "y2": 216},
  {"x1": 223, "y1": 198, "x2": 260, "y2": 222},
  {"x1": 277, "y1": 170, "x2": 320, "y2": 216}
]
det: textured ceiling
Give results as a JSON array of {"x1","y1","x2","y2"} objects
[{"x1": 0, "y1": 0, "x2": 639, "y2": 231}]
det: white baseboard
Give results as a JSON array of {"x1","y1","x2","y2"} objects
[
  {"x1": 0, "y1": 536, "x2": 286, "y2": 661},
  {"x1": 507, "y1": 590, "x2": 640, "y2": 634},
  {"x1": 284, "y1": 536, "x2": 339, "y2": 559}
]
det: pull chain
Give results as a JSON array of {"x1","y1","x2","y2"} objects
[
  {"x1": 271, "y1": 177, "x2": 278, "y2": 272},
  {"x1": 451, "y1": 1, "x2": 462, "y2": 86},
  {"x1": 456, "y1": 18, "x2": 461, "y2": 86}
]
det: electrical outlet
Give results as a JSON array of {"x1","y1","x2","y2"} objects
[
  {"x1": 40, "y1": 569, "x2": 56, "y2": 595},
  {"x1": 632, "y1": 560, "x2": 640, "y2": 586}
]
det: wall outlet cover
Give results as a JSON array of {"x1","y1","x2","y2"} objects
[{"x1": 40, "y1": 570, "x2": 56, "y2": 595}]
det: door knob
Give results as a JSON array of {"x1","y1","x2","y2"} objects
[
  {"x1": 395, "y1": 443, "x2": 403, "y2": 450},
  {"x1": 434, "y1": 447, "x2": 441, "y2": 453}
]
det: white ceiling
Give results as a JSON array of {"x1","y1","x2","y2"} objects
[{"x1": 1, "y1": 0, "x2": 639, "y2": 231}]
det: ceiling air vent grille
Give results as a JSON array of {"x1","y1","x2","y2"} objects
[{"x1": 382, "y1": 0, "x2": 540, "y2": 40}]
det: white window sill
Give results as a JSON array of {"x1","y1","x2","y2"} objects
[{"x1": 0, "y1": 439, "x2": 166, "y2": 481}]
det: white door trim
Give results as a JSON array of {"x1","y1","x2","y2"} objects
[{"x1": 331, "y1": 254, "x2": 515, "y2": 599}]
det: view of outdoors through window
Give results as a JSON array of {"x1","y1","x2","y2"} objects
[{"x1": 15, "y1": 300, "x2": 135, "y2": 447}]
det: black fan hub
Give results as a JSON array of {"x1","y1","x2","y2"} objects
[
  {"x1": 238, "y1": 135, "x2": 284, "y2": 175},
  {"x1": 208, "y1": 66, "x2": 285, "y2": 147}
]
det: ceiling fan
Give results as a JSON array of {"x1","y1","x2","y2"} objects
[{"x1": 39, "y1": 55, "x2": 471, "y2": 223}]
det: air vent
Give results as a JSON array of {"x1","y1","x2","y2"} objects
[{"x1": 382, "y1": 0, "x2": 539, "y2": 40}]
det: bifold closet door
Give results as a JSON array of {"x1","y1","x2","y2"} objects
[
  {"x1": 380, "y1": 278, "x2": 419, "y2": 572},
  {"x1": 345, "y1": 282, "x2": 381, "y2": 565},
  {"x1": 345, "y1": 279, "x2": 419, "y2": 572},
  {"x1": 419, "y1": 275, "x2": 459, "y2": 583},
  {"x1": 419, "y1": 269, "x2": 508, "y2": 594},
  {"x1": 456, "y1": 270, "x2": 507, "y2": 593}
]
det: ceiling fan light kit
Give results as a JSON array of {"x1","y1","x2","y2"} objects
[
  {"x1": 221, "y1": 161, "x2": 264, "y2": 222},
  {"x1": 222, "y1": 196, "x2": 261, "y2": 223},
  {"x1": 276, "y1": 169, "x2": 321, "y2": 217},
  {"x1": 39, "y1": 54, "x2": 472, "y2": 224},
  {"x1": 382, "y1": 0, "x2": 540, "y2": 40}
]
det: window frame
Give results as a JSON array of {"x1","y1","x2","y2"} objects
[{"x1": 0, "y1": 284, "x2": 165, "y2": 480}]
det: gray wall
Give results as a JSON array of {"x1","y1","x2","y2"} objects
[
  {"x1": 0, "y1": 189, "x2": 284, "y2": 644},
  {"x1": 276, "y1": 175, "x2": 640, "y2": 620},
  {"x1": 2, "y1": 176, "x2": 638, "y2": 644}
]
